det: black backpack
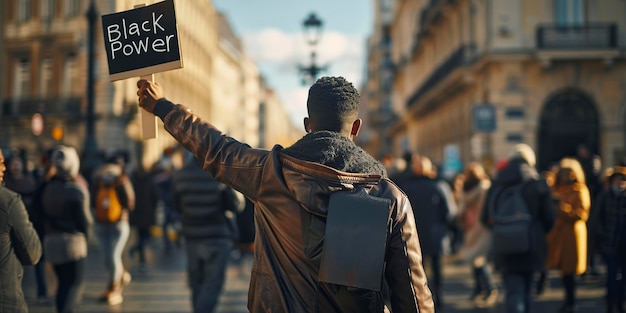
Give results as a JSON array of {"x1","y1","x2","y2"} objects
[{"x1": 487, "y1": 182, "x2": 532, "y2": 255}]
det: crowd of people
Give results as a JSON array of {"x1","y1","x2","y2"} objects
[
  {"x1": 0, "y1": 145, "x2": 252, "y2": 313},
  {"x1": 382, "y1": 142, "x2": 626, "y2": 313},
  {"x1": 1, "y1": 75, "x2": 626, "y2": 313}
]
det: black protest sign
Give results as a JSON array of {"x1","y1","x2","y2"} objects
[{"x1": 101, "y1": 0, "x2": 183, "y2": 81}]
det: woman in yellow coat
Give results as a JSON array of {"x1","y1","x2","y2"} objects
[{"x1": 546, "y1": 158, "x2": 591, "y2": 313}]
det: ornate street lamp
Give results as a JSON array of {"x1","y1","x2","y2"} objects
[
  {"x1": 302, "y1": 13, "x2": 323, "y2": 46},
  {"x1": 298, "y1": 12, "x2": 328, "y2": 85}
]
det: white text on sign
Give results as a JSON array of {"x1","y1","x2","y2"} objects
[{"x1": 106, "y1": 13, "x2": 175, "y2": 59}]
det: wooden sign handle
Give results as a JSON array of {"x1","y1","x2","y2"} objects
[
  {"x1": 135, "y1": 4, "x2": 156, "y2": 140},
  {"x1": 140, "y1": 73, "x2": 157, "y2": 140}
]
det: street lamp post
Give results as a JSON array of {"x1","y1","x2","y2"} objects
[
  {"x1": 298, "y1": 13, "x2": 327, "y2": 85},
  {"x1": 83, "y1": 0, "x2": 100, "y2": 177}
]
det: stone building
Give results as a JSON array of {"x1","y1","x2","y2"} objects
[
  {"x1": 1, "y1": 0, "x2": 297, "y2": 172},
  {"x1": 363, "y1": 0, "x2": 626, "y2": 175}
]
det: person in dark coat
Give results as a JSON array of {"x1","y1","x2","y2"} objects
[
  {"x1": 481, "y1": 144, "x2": 555, "y2": 313},
  {"x1": 128, "y1": 164, "x2": 159, "y2": 270},
  {"x1": 397, "y1": 153, "x2": 454, "y2": 308},
  {"x1": 0, "y1": 148, "x2": 42, "y2": 313},
  {"x1": 41, "y1": 145, "x2": 93, "y2": 313},
  {"x1": 595, "y1": 165, "x2": 626, "y2": 313},
  {"x1": 172, "y1": 154, "x2": 244, "y2": 313}
]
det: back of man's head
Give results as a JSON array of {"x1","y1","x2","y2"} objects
[{"x1": 306, "y1": 76, "x2": 360, "y2": 132}]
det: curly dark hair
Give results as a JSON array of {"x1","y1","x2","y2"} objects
[{"x1": 307, "y1": 76, "x2": 360, "y2": 132}]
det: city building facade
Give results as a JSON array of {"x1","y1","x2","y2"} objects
[
  {"x1": 1, "y1": 0, "x2": 298, "y2": 172},
  {"x1": 364, "y1": 0, "x2": 626, "y2": 175}
]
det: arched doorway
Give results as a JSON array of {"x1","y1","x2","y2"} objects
[{"x1": 537, "y1": 89, "x2": 600, "y2": 171}]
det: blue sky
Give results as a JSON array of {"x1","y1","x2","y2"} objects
[{"x1": 212, "y1": 0, "x2": 373, "y2": 126}]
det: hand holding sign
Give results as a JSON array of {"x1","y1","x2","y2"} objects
[
  {"x1": 101, "y1": 0, "x2": 183, "y2": 140},
  {"x1": 137, "y1": 79, "x2": 164, "y2": 113}
]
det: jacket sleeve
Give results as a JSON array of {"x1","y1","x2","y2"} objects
[
  {"x1": 535, "y1": 180, "x2": 556, "y2": 233},
  {"x1": 9, "y1": 194, "x2": 42, "y2": 265},
  {"x1": 73, "y1": 184, "x2": 93, "y2": 239},
  {"x1": 480, "y1": 188, "x2": 495, "y2": 229},
  {"x1": 159, "y1": 101, "x2": 270, "y2": 201},
  {"x1": 384, "y1": 195, "x2": 435, "y2": 313},
  {"x1": 558, "y1": 184, "x2": 590, "y2": 223},
  {"x1": 118, "y1": 175, "x2": 136, "y2": 211}
]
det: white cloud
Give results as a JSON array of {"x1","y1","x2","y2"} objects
[{"x1": 242, "y1": 28, "x2": 296, "y2": 62}]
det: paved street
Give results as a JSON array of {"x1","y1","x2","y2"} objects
[{"x1": 23, "y1": 236, "x2": 607, "y2": 313}]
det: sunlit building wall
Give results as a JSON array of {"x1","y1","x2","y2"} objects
[
  {"x1": 360, "y1": 0, "x2": 396, "y2": 158},
  {"x1": 259, "y1": 87, "x2": 303, "y2": 149},
  {"x1": 0, "y1": 0, "x2": 271, "y2": 171},
  {"x1": 366, "y1": 0, "x2": 626, "y2": 174}
]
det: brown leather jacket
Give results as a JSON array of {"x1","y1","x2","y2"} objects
[{"x1": 157, "y1": 100, "x2": 434, "y2": 313}]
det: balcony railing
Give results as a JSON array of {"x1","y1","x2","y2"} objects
[
  {"x1": 407, "y1": 45, "x2": 471, "y2": 108},
  {"x1": 536, "y1": 23, "x2": 618, "y2": 50},
  {"x1": 1, "y1": 97, "x2": 83, "y2": 117}
]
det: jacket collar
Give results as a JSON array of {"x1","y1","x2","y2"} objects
[{"x1": 282, "y1": 131, "x2": 386, "y2": 177}]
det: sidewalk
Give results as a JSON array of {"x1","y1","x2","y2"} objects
[
  {"x1": 23, "y1": 237, "x2": 250, "y2": 313},
  {"x1": 23, "y1": 237, "x2": 608, "y2": 312}
]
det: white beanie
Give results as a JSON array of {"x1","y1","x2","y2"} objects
[
  {"x1": 509, "y1": 143, "x2": 536, "y2": 168},
  {"x1": 51, "y1": 145, "x2": 80, "y2": 177}
]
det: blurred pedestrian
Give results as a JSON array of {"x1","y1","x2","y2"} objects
[
  {"x1": 232, "y1": 197, "x2": 255, "y2": 278},
  {"x1": 0, "y1": 147, "x2": 42, "y2": 313},
  {"x1": 5, "y1": 151, "x2": 48, "y2": 301},
  {"x1": 481, "y1": 144, "x2": 555, "y2": 313},
  {"x1": 128, "y1": 162, "x2": 159, "y2": 271},
  {"x1": 172, "y1": 153, "x2": 244, "y2": 313},
  {"x1": 397, "y1": 153, "x2": 454, "y2": 308},
  {"x1": 153, "y1": 156, "x2": 179, "y2": 251},
  {"x1": 138, "y1": 76, "x2": 435, "y2": 312},
  {"x1": 546, "y1": 157, "x2": 590, "y2": 313},
  {"x1": 40, "y1": 145, "x2": 92, "y2": 313},
  {"x1": 92, "y1": 155, "x2": 135, "y2": 305},
  {"x1": 535, "y1": 162, "x2": 561, "y2": 296},
  {"x1": 594, "y1": 164, "x2": 626, "y2": 313},
  {"x1": 457, "y1": 162, "x2": 498, "y2": 307}
]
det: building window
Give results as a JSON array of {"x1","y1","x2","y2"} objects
[
  {"x1": 39, "y1": 58, "x2": 53, "y2": 97},
  {"x1": 18, "y1": 0, "x2": 33, "y2": 22},
  {"x1": 41, "y1": 0, "x2": 56, "y2": 20},
  {"x1": 13, "y1": 59, "x2": 30, "y2": 101},
  {"x1": 61, "y1": 55, "x2": 76, "y2": 96},
  {"x1": 506, "y1": 133, "x2": 524, "y2": 142},
  {"x1": 64, "y1": 0, "x2": 80, "y2": 17},
  {"x1": 555, "y1": 0, "x2": 585, "y2": 26},
  {"x1": 505, "y1": 108, "x2": 525, "y2": 119}
]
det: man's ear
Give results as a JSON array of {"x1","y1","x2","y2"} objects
[
  {"x1": 351, "y1": 118, "x2": 362, "y2": 137},
  {"x1": 303, "y1": 117, "x2": 311, "y2": 133}
]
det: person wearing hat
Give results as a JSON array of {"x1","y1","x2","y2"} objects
[
  {"x1": 594, "y1": 164, "x2": 626, "y2": 313},
  {"x1": 40, "y1": 145, "x2": 93, "y2": 313},
  {"x1": 481, "y1": 143, "x2": 556, "y2": 313}
]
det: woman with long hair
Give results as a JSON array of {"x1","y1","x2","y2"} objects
[
  {"x1": 457, "y1": 162, "x2": 498, "y2": 307},
  {"x1": 546, "y1": 158, "x2": 590, "y2": 313}
]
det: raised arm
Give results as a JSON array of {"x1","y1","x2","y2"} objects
[{"x1": 137, "y1": 80, "x2": 270, "y2": 200}]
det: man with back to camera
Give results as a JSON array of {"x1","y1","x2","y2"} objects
[
  {"x1": 0, "y1": 148, "x2": 42, "y2": 313},
  {"x1": 137, "y1": 76, "x2": 434, "y2": 312}
]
